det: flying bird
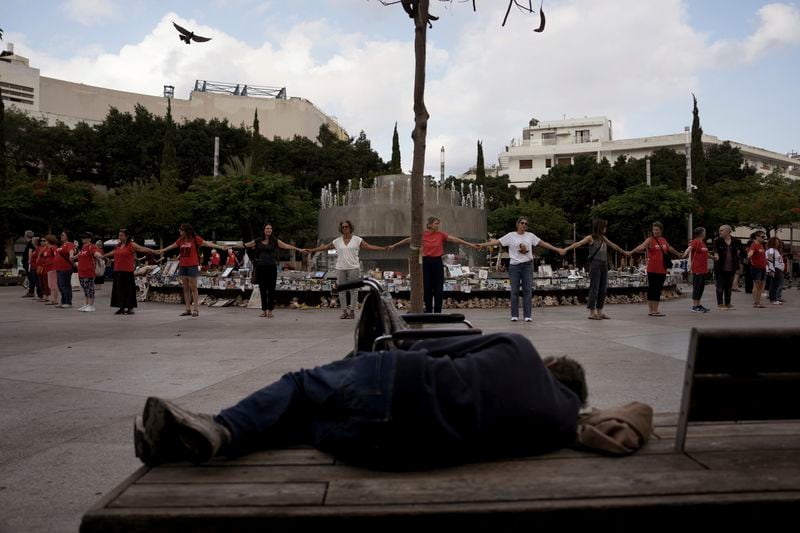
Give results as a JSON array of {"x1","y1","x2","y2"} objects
[{"x1": 172, "y1": 22, "x2": 212, "y2": 44}]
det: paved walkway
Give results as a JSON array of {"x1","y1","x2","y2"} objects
[{"x1": 0, "y1": 283, "x2": 797, "y2": 532}]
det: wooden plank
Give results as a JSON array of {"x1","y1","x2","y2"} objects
[
  {"x1": 215, "y1": 448, "x2": 334, "y2": 466},
  {"x1": 689, "y1": 450, "x2": 800, "y2": 470},
  {"x1": 108, "y1": 482, "x2": 326, "y2": 508},
  {"x1": 137, "y1": 454, "x2": 699, "y2": 485},
  {"x1": 657, "y1": 420, "x2": 800, "y2": 439},
  {"x1": 325, "y1": 468, "x2": 800, "y2": 506}
]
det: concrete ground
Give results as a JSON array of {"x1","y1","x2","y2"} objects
[{"x1": 0, "y1": 282, "x2": 797, "y2": 532}]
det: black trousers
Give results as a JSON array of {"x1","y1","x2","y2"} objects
[
  {"x1": 256, "y1": 264, "x2": 278, "y2": 311},
  {"x1": 422, "y1": 256, "x2": 444, "y2": 313}
]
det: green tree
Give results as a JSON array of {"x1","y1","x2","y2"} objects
[
  {"x1": 185, "y1": 173, "x2": 317, "y2": 245},
  {"x1": 591, "y1": 184, "x2": 695, "y2": 248},
  {"x1": 252, "y1": 108, "x2": 260, "y2": 138},
  {"x1": 729, "y1": 171, "x2": 800, "y2": 236},
  {"x1": 390, "y1": 121, "x2": 401, "y2": 173},
  {"x1": 690, "y1": 94, "x2": 707, "y2": 219},
  {"x1": 160, "y1": 99, "x2": 179, "y2": 184},
  {"x1": 488, "y1": 201, "x2": 571, "y2": 245},
  {"x1": 476, "y1": 140, "x2": 485, "y2": 180}
]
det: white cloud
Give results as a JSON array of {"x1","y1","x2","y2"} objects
[
  {"x1": 14, "y1": 1, "x2": 800, "y2": 178},
  {"x1": 709, "y1": 2, "x2": 800, "y2": 64},
  {"x1": 61, "y1": 0, "x2": 117, "y2": 26}
]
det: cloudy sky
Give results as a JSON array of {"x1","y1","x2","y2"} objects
[{"x1": 2, "y1": 0, "x2": 799, "y2": 177}]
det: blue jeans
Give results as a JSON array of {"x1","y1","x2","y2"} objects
[
  {"x1": 216, "y1": 351, "x2": 396, "y2": 460},
  {"x1": 56, "y1": 270, "x2": 73, "y2": 305},
  {"x1": 509, "y1": 261, "x2": 533, "y2": 319},
  {"x1": 769, "y1": 271, "x2": 784, "y2": 302},
  {"x1": 586, "y1": 261, "x2": 608, "y2": 310}
]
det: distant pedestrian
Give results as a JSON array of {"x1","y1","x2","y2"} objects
[
  {"x1": 747, "y1": 231, "x2": 768, "y2": 309},
  {"x1": 711, "y1": 225, "x2": 743, "y2": 310},
  {"x1": 22, "y1": 230, "x2": 38, "y2": 298},
  {"x1": 41, "y1": 235, "x2": 60, "y2": 306},
  {"x1": 156, "y1": 224, "x2": 228, "y2": 317},
  {"x1": 76, "y1": 232, "x2": 103, "y2": 312},
  {"x1": 391, "y1": 217, "x2": 479, "y2": 314},
  {"x1": 236, "y1": 223, "x2": 304, "y2": 318},
  {"x1": 563, "y1": 219, "x2": 626, "y2": 320},
  {"x1": 104, "y1": 229, "x2": 155, "y2": 315},
  {"x1": 628, "y1": 221, "x2": 683, "y2": 317},
  {"x1": 684, "y1": 227, "x2": 710, "y2": 313},
  {"x1": 53, "y1": 230, "x2": 77, "y2": 308},
  {"x1": 765, "y1": 236, "x2": 785, "y2": 305},
  {"x1": 306, "y1": 220, "x2": 388, "y2": 319},
  {"x1": 478, "y1": 217, "x2": 565, "y2": 322}
]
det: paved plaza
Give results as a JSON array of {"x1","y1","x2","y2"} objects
[{"x1": 0, "y1": 282, "x2": 797, "y2": 532}]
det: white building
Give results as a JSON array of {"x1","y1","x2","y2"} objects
[
  {"x1": 499, "y1": 116, "x2": 798, "y2": 188},
  {"x1": 0, "y1": 44, "x2": 347, "y2": 141}
]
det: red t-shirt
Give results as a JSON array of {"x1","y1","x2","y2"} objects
[
  {"x1": 689, "y1": 239, "x2": 709, "y2": 274},
  {"x1": 647, "y1": 237, "x2": 670, "y2": 274},
  {"x1": 749, "y1": 241, "x2": 767, "y2": 269},
  {"x1": 210, "y1": 252, "x2": 221, "y2": 266},
  {"x1": 422, "y1": 230, "x2": 448, "y2": 258},
  {"x1": 77, "y1": 244, "x2": 100, "y2": 279},
  {"x1": 114, "y1": 242, "x2": 136, "y2": 273},
  {"x1": 40, "y1": 246, "x2": 55, "y2": 272},
  {"x1": 53, "y1": 242, "x2": 76, "y2": 272},
  {"x1": 174, "y1": 235, "x2": 204, "y2": 267},
  {"x1": 226, "y1": 253, "x2": 237, "y2": 266}
]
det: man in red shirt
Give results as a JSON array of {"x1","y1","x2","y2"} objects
[
  {"x1": 685, "y1": 227, "x2": 710, "y2": 313},
  {"x1": 53, "y1": 230, "x2": 77, "y2": 308},
  {"x1": 747, "y1": 231, "x2": 768, "y2": 308}
]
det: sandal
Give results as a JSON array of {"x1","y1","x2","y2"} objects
[
  {"x1": 753, "y1": 304, "x2": 766, "y2": 308},
  {"x1": 587, "y1": 315, "x2": 601, "y2": 320},
  {"x1": 260, "y1": 311, "x2": 267, "y2": 317},
  {"x1": 267, "y1": 311, "x2": 273, "y2": 318},
  {"x1": 180, "y1": 310, "x2": 192, "y2": 316},
  {"x1": 340, "y1": 310, "x2": 349, "y2": 319},
  {"x1": 599, "y1": 314, "x2": 611, "y2": 319},
  {"x1": 191, "y1": 310, "x2": 199, "y2": 317},
  {"x1": 648, "y1": 312, "x2": 666, "y2": 317}
]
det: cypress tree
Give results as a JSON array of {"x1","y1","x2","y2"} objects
[
  {"x1": 390, "y1": 121, "x2": 401, "y2": 173},
  {"x1": 476, "y1": 140, "x2": 486, "y2": 180},
  {"x1": 252, "y1": 108, "x2": 260, "y2": 138},
  {"x1": 690, "y1": 93, "x2": 706, "y2": 212},
  {"x1": 160, "y1": 98, "x2": 179, "y2": 184}
]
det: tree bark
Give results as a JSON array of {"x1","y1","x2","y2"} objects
[{"x1": 409, "y1": 0, "x2": 429, "y2": 313}]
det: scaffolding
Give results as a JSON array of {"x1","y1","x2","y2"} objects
[{"x1": 193, "y1": 80, "x2": 286, "y2": 99}]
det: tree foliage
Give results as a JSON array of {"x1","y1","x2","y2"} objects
[
  {"x1": 476, "y1": 140, "x2": 485, "y2": 180},
  {"x1": 390, "y1": 121, "x2": 401, "y2": 173}
]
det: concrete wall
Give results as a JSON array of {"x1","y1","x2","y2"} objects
[{"x1": 316, "y1": 175, "x2": 487, "y2": 273}]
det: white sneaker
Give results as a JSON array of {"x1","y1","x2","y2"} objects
[
  {"x1": 524, "y1": 317, "x2": 532, "y2": 322},
  {"x1": 60, "y1": 304, "x2": 72, "y2": 309},
  {"x1": 78, "y1": 304, "x2": 88, "y2": 311},
  {"x1": 85, "y1": 305, "x2": 96, "y2": 312},
  {"x1": 510, "y1": 317, "x2": 518, "y2": 322}
]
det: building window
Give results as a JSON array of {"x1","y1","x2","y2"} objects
[
  {"x1": 545, "y1": 158, "x2": 552, "y2": 168},
  {"x1": 575, "y1": 129, "x2": 591, "y2": 143},
  {"x1": 557, "y1": 157, "x2": 571, "y2": 166},
  {"x1": 519, "y1": 159, "x2": 533, "y2": 170},
  {"x1": 542, "y1": 132, "x2": 556, "y2": 146}
]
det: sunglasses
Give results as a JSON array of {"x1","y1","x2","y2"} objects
[{"x1": 519, "y1": 222, "x2": 528, "y2": 225}]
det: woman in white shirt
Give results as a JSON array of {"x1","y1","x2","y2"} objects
[
  {"x1": 765, "y1": 236, "x2": 786, "y2": 305},
  {"x1": 478, "y1": 217, "x2": 565, "y2": 322},
  {"x1": 306, "y1": 220, "x2": 387, "y2": 319}
]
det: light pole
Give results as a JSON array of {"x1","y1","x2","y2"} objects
[{"x1": 685, "y1": 126, "x2": 692, "y2": 243}]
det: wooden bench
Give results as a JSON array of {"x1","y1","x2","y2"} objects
[
  {"x1": 81, "y1": 414, "x2": 800, "y2": 531},
  {"x1": 676, "y1": 328, "x2": 800, "y2": 452}
]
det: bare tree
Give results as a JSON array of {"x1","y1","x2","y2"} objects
[{"x1": 378, "y1": 0, "x2": 542, "y2": 312}]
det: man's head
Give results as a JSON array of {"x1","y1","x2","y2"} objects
[{"x1": 543, "y1": 355, "x2": 588, "y2": 407}]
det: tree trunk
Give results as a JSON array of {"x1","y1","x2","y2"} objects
[{"x1": 409, "y1": 0, "x2": 429, "y2": 313}]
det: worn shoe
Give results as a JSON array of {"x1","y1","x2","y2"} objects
[
  {"x1": 510, "y1": 317, "x2": 518, "y2": 322},
  {"x1": 348, "y1": 309, "x2": 356, "y2": 319},
  {"x1": 135, "y1": 397, "x2": 231, "y2": 466},
  {"x1": 114, "y1": 308, "x2": 125, "y2": 315},
  {"x1": 340, "y1": 310, "x2": 349, "y2": 319}
]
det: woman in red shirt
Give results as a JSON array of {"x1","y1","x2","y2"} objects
[
  {"x1": 76, "y1": 232, "x2": 104, "y2": 312},
  {"x1": 629, "y1": 221, "x2": 684, "y2": 317},
  {"x1": 34, "y1": 237, "x2": 50, "y2": 301},
  {"x1": 54, "y1": 230, "x2": 77, "y2": 308},
  {"x1": 389, "y1": 217, "x2": 478, "y2": 313},
  {"x1": 156, "y1": 223, "x2": 228, "y2": 317},
  {"x1": 103, "y1": 229, "x2": 154, "y2": 315},
  {"x1": 684, "y1": 227, "x2": 710, "y2": 313},
  {"x1": 41, "y1": 235, "x2": 60, "y2": 305},
  {"x1": 747, "y1": 231, "x2": 768, "y2": 308}
]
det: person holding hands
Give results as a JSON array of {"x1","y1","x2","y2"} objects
[
  {"x1": 156, "y1": 224, "x2": 228, "y2": 318},
  {"x1": 563, "y1": 219, "x2": 626, "y2": 320},
  {"x1": 628, "y1": 221, "x2": 684, "y2": 317},
  {"x1": 477, "y1": 217, "x2": 566, "y2": 322}
]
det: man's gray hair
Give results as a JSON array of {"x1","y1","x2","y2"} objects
[{"x1": 24, "y1": 230, "x2": 35, "y2": 239}]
